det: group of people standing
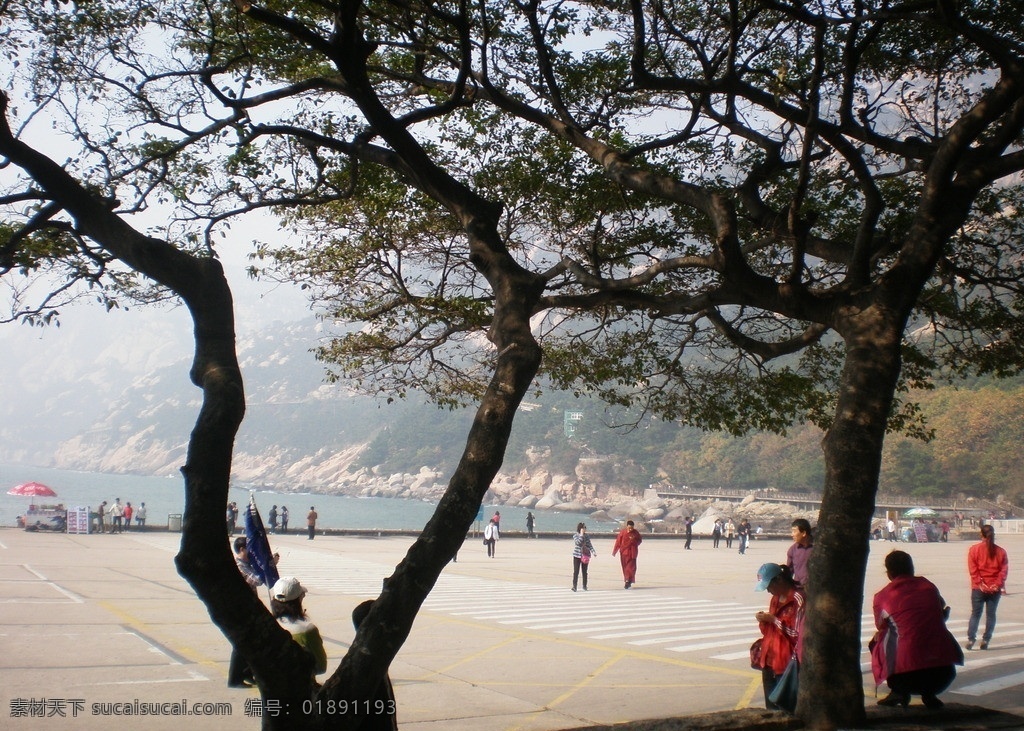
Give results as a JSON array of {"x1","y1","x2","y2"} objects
[
  {"x1": 750, "y1": 519, "x2": 1010, "y2": 713},
  {"x1": 95, "y1": 497, "x2": 146, "y2": 533},
  {"x1": 267, "y1": 504, "x2": 290, "y2": 534},
  {"x1": 227, "y1": 501, "x2": 319, "y2": 540}
]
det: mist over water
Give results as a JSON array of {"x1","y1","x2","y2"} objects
[{"x1": 1, "y1": 463, "x2": 608, "y2": 535}]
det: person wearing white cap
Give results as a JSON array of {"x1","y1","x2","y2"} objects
[
  {"x1": 752, "y1": 562, "x2": 804, "y2": 711},
  {"x1": 270, "y1": 577, "x2": 327, "y2": 679}
]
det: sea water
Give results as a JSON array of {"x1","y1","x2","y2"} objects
[{"x1": 0, "y1": 463, "x2": 609, "y2": 535}]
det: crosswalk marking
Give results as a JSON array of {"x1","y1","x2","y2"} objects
[{"x1": 270, "y1": 546, "x2": 1024, "y2": 700}]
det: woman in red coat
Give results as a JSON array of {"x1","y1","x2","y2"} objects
[
  {"x1": 870, "y1": 550, "x2": 963, "y2": 708},
  {"x1": 967, "y1": 524, "x2": 1010, "y2": 650},
  {"x1": 612, "y1": 520, "x2": 643, "y2": 589},
  {"x1": 754, "y1": 563, "x2": 804, "y2": 710}
]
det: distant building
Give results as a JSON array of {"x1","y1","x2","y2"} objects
[{"x1": 563, "y1": 409, "x2": 584, "y2": 437}]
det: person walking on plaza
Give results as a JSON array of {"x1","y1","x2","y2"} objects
[
  {"x1": 97, "y1": 500, "x2": 107, "y2": 533},
  {"x1": 526, "y1": 511, "x2": 535, "y2": 538},
  {"x1": 280, "y1": 505, "x2": 289, "y2": 534},
  {"x1": 483, "y1": 517, "x2": 499, "y2": 557},
  {"x1": 786, "y1": 519, "x2": 813, "y2": 587},
  {"x1": 967, "y1": 524, "x2": 1009, "y2": 650},
  {"x1": 268, "y1": 505, "x2": 279, "y2": 533},
  {"x1": 572, "y1": 522, "x2": 596, "y2": 592},
  {"x1": 684, "y1": 516, "x2": 694, "y2": 550},
  {"x1": 612, "y1": 520, "x2": 643, "y2": 589},
  {"x1": 725, "y1": 519, "x2": 736, "y2": 548},
  {"x1": 870, "y1": 550, "x2": 963, "y2": 708},
  {"x1": 123, "y1": 502, "x2": 134, "y2": 531},
  {"x1": 711, "y1": 519, "x2": 722, "y2": 548},
  {"x1": 737, "y1": 518, "x2": 752, "y2": 555},
  {"x1": 753, "y1": 563, "x2": 804, "y2": 711},
  {"x1": 306, "y1": 506, "x2": 318, "y2": 540},
  {"x1": 887, "y1": 517, "x2": 897, "y2": 542}
]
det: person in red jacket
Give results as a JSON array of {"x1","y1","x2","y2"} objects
[
  {"x1": 870, "y1": 550, "x2": 963, "y2": 708},
  {"x1": 754, "y1": 563, "x2": 804, "y2": 710},
  {"x1": 612, "y1": 520, "x2": 643, "y2": 589},
  {"x1": 967, "y1": 524, "x2": 1010, "y2": 650}
]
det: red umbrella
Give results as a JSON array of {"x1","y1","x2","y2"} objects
[{"x1": 7, "y1": 482, "x2": 58, "y2": 497}]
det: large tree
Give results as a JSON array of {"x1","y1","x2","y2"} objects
[{"x1": 3, "y1": 2, "x2": 1024, "y2": 731}]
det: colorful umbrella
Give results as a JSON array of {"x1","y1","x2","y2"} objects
[{"x1": 7, "y1": 481, "x2": 58, "y2": 497}]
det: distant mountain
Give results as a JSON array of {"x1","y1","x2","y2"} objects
[{"x1": 2, "y1": 304, "x2": 1022, "y2": 506}]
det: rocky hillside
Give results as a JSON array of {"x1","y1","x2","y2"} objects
[{"x1": 3, "y1": 307, "x2": 1021, "y2": 526}]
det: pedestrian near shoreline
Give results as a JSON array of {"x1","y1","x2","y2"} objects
[
  {"x1": 483, "y1": 517, "x2": 499, "y2": 557},
  {"x1": 967, "y1": 524, "x2": 1009, "y2": 650},
  {"x1": 110, "y1": 498, "x2": 124, "y2": 533},
  {"x1": 612, "y1": 520, "x2": 643, "y2": 589},
  {"x1": 135, "y1": 502, "x2": 146, "y2": 530},
  {"x1": 307, "y1": 506, "x2": 318, "y2": 540},
  {"x1": 737, "y1": 519, "x2": 752, "y2": 555},
  {"x1": 684, "y1": 516, "x2": 694, "y2": 550},
  {"x1": 572, "y1": 522, "x2": 596, "y2": 592}
]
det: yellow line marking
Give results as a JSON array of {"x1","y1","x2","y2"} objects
[
  {"x1": 99, "y1": 600, "x2": 223, "y2": 675},
  {"x1": 736, "y1": 674, "x2": 762, "y2": 709},
  {"x1": 544, "y1": 651, "x2": 625, "y2": 709}
]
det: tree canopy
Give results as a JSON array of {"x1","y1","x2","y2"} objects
[{"x1": 3, "y1": 1, "x2": 1024, "y2": 729}]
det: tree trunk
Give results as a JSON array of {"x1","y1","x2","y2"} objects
[
  {"x1": 321, "y1": 240, "x2": 546, "y2": 728},
  {"x1": 797, "y1": 305, "x2": 907, "y2": 729}
]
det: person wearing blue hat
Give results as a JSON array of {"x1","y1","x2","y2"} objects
[{"x1": 752, "y1": 562, "x2": 804, "y2": 710}]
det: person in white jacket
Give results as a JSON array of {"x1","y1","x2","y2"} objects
[{"x1": 483, "y1": 517, "x2": 500, "y2": 558}]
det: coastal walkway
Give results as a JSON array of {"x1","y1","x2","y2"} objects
[{"x1": 1, "y1": 529, "x2": 1022, "y2": 730}]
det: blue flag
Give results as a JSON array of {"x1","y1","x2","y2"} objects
[{"x1": 244, "y1": 498, "x2": 280, "y2": 588}]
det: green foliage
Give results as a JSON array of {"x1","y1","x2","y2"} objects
[{"x1": 354, "y1": 378, "x2": 1024, "y2": 504}]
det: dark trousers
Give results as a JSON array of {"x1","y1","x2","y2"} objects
[
  {"x1": 968, "y1": 589, "x2": 1001, "y2": 642},
  {"x1": 887, "y1": 665, "x2": 956, "y2": 697},
  {"x1": 572, "y1": 557, "x2": 589, "y2": 589},
  {"x1": 762, "y1": 667, "x2": 780, "y2": 710},
  {"x1": 227, "y1": 647, "x2": 253, "y2": 686}
]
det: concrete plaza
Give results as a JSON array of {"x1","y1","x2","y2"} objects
[{"x1": 1, "y1": 526, "x2": 1022, "y2": 730}]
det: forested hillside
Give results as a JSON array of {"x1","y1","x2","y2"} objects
[{"x1": 362, "y1": 381, "x2": 1024, "y2": 504}]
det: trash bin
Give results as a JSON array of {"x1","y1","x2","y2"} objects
[{"x1": 168, "y1": 514, "x2": 183, "y2": 532}]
